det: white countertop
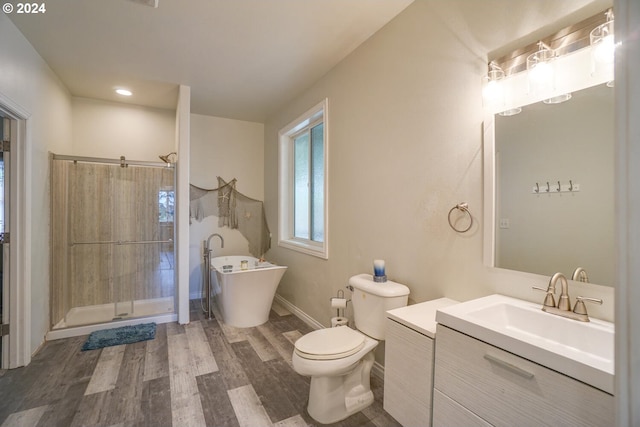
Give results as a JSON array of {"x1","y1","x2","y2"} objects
[
  {"x1": 435, "y1": 294, "x2": 614, "y2": 394},
  {"x1": 386, "y1": 297, "x2": 459, "y2": 338}
]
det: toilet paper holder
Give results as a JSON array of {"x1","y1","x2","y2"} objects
[{"x1": 330, "y1": 290, "x2": 350, "y2": 318}]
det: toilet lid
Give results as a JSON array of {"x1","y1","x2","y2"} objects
[{"x1": 294, "y1": 327, "x2": 366, "y2": 360}]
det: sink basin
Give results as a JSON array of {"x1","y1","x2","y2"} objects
[{"x1": 436, "y1": 294, "x2": 614, "y2": 394}]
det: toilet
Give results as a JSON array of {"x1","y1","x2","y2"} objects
[{"x1": 292, "y1": 273, "x2": 410, "y2": 424}]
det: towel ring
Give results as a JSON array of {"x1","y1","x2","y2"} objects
[{"x1": 448, "y1": 202, "x2": 473, "y2": 233}]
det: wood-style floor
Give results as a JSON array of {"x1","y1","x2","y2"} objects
[{"x1": 0, "y1": 301, "x2": 401, "y2": 427}]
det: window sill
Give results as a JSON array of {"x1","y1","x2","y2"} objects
[{"x1": 278, "y1": 238, "x2": 328, "y2": 259}]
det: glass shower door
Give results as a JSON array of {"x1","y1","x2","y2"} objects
[
  {"x1": 50, "y1": 159, "x2": 175, "y2": 329},
  {"x1": 112, "y1": 164, "x2": 175, "y2": 320}
]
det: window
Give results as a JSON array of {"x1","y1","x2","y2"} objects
[
  {"x1": 158, "y1": 190, "x2": 175, "y2": 223},
  {"x1": 278, "y1": 99, "x2": 328, "y2": 258}
]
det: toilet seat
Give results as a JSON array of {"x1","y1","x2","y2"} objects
[{"x1": 295, "y1": 327, "x2": 366, "y2": 360}]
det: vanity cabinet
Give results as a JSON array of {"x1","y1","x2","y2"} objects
[
  {"x1": 384, "y1": 298, "x2": 458, "y2": 427},
  {"x1": 384, "y1": 317, "x2": 434, "y2": 427},
  {"x1": 432, "y1": 325, "x2": 614, "y2": 427}
]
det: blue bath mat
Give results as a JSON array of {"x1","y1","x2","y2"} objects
[{"x1": 81, "y1": 322, "x2": 157, "y2": 351}]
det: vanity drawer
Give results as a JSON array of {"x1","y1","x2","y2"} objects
[
  {"x1": 432, "y1": 389, "x2": 492, "y2": 427},
  {"x1": 434, "y1": 325, "x2": 613, "y2": 427}
]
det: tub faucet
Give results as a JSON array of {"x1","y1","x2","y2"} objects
[
  {"x1": 205, "y1": 233, "x2": 224, "y2": 256},
  {"x1": 533, "y1": 272, "x2": 602, "y2": 322}
]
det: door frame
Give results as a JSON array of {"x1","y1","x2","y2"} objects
[{"x1": 0, "y1": 92, "x2": 31, "y2": 369}]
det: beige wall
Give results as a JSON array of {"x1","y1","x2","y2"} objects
[
  {"x1": 71, "y1": 97, "x2": 175, "y2": 161},
  {"x1": 265, "y1": 1, "x2": 490, "y2": 324},
  {"x1": 0, "y1": 13, "x2": 73, "y2": 353},
  {"x1": 263, "y1": 0, "x2": 614, "y2": 348},
  {"x1": 189, "y1": 113, "x2": 264, "y2": 298}
]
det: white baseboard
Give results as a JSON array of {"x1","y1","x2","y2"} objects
[
  {"x1": 372, "y1": 361, "x2": 384, "y2": 381},
  {"x1": 273, "y1": 294, "x2": 324, "y2": 330},
  {"x1": 273, "y1": 294, "x2": 386, "y2": 380}
]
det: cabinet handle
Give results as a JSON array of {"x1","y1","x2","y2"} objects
[{"x1": 484, "y1": 354, "x2": 535, "y2": 379}]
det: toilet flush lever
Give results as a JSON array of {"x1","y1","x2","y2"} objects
[{"x1": 346, "y1": 285, "x2": 354, "y2": 292}]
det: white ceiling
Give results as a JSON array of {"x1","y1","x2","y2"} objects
[
  {"x1": 9, "y1": 0, "x2": 413, "y2": 121},
  {"x1": 9, "y1": 0, "x2": 611, "y2": 122}
]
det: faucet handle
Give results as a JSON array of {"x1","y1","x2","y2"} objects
[
  {"x1": 573, "y1": 296, "x2": 603, "y2": 317},
  {"x1": 532, "y1": 286, "x2": 556, "y2": 308}
]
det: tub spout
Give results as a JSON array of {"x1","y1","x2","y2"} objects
[{"x1": 206, "y1": 233, "x2": 224, "y2": 254}]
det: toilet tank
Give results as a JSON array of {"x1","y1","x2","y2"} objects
[{"x1": 349, "y1": 274, "x2": 410, "y2": 340}]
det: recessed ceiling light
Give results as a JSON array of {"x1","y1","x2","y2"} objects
[{"x1": 115, "y1": 89, "x2": 133, "y2": 96}]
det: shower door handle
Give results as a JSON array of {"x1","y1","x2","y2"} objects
[
  {"x1": 119, "y1": 239, "x2": 173, "y2": 245},
  {"x1": 71, "y1": 239, "x2": 173, "y2": 246}
]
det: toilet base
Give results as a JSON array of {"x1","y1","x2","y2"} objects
[{"x1": 306, "y1": 351, "x2": 375, "y2": 424}]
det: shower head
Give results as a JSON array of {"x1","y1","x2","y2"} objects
[{"x1": 159, "y1": 152, "x2": 177, "y2": 163}]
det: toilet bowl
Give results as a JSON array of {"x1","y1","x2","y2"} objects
[
  {"x1": 292, "y1": 326, "x2": 379, "y2": 424},
  {"x1": 292, "y1": 274, "x2": 410, "y2": 424}
]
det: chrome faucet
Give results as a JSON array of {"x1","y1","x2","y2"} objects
[
  {"x1": 533, "y1": 272, "x2": 603, "y2": 322},
  {"x1": 204, "y1": 233, "x2": 224, "y2": 256}
]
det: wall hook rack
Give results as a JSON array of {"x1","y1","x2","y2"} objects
[{"x1": 532, "y1": 180, "x2": 580, "y2": 194}]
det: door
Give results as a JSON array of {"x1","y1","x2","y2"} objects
[{"x1": 0, "y1": 116, "x2": 10, "y2": 369}]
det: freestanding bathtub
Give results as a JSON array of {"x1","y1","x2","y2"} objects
[{"x1": 210, "y1": 256, "x2": 287, "y2": 328}]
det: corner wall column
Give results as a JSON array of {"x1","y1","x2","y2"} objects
[{"x1": 176, "y1": 85, "x2": 191, "y2": 324}]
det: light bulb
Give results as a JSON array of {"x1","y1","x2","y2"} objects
[
  {"x1": 483, "y1": 79, "x2": 503, "y2": 103},
  {"x1": 529, "y1": 61, "x2": 553, "y2": 83},
  {"x1": 483, "y1": 61, "x2": 505, "y2": 108},
  {"x1": 593, "y1": 34, "x2": 615, "y2": 63}
]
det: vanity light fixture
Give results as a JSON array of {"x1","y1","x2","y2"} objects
[
  {"x1": 498, "y1": 107, "x2": 522, "y2": 117},
  {"x1": 115, "y1": 88, "x2": 133, "y2": 96},
  {"x1": 591, "y1": 9, "x2": 615, "y2": 87},
  {"x1": 527, "y1": 41, "x2": 556, "y2": 96},
  {"x1": 483, "y1": 61, "x2": 505, "y2": 101},
  {"x1": 483, "y1": 62, "x2": 520, "y2": 115},
  {"x1": 591, "y1": 9, "x2": 615, "y2": 64},
  {"x1": 543, "y1": 93, "x2": 572, "y2": 104}
]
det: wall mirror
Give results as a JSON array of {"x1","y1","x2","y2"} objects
[
  {"x1": 483, "y1": 17, "x2": 615, "y2": 286},
  {"x1": 489, "y1": 83, "x2": 614, "y2": 286}
]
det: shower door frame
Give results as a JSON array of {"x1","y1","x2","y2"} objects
[{"x1": 52, "y1": 154, "x2": 176, "y2": 329}]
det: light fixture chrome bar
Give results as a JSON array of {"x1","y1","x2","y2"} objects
[
  {"x1": 536, "y1": 41, "x2": 553, "y2": 53},
  {"x1": 52, "y1": 153, "x2": 173, "y2": 168},
  {"x1": 491, "y1": 9, "x2": 610, "y2": 75}
]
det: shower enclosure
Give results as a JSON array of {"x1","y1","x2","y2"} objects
[{"x1": 50, "y1": 154, "x2": 175, "y2": 330}]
